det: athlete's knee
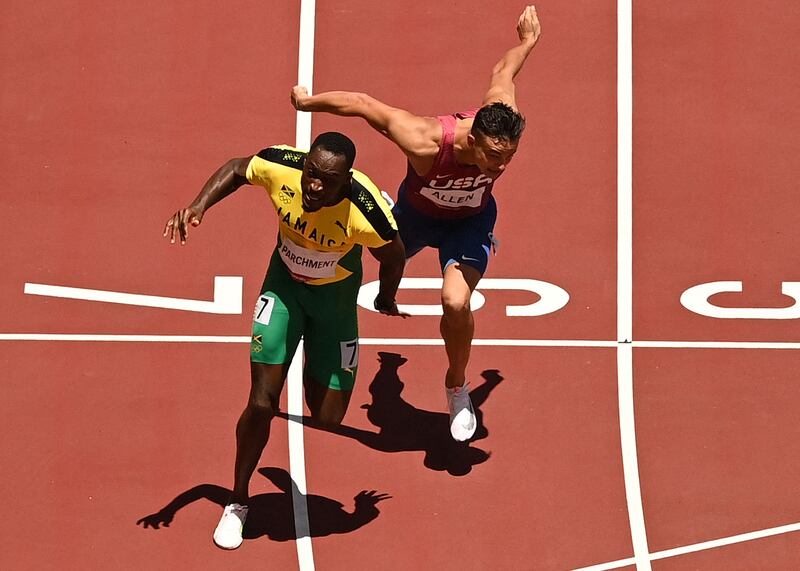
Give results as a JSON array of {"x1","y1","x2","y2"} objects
[
  {"x1": 245, "y1": 380, "x2": 280, "y2": 420},
  {"x1": 312, "y1": 408, "x2": 346, "y2": 428},
  {"x1": 441, "y1": 290, "x2": 471, "y2": 318},
  {"x1": 248, "y1": 362, "x2": 285, "y2": 417},
  {"x1": 245, "y1": 396, "x2": 277, "y2": 421}
]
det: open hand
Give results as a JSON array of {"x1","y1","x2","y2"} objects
[{"x1": 163, "y1": 206, "x2": 204, "y2": 245}]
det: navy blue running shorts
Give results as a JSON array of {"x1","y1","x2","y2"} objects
[{"x1": 391, "y1": 194, "x2": 497, "y2": 275}]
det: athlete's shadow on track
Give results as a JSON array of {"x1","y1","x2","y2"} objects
[
  {"x1": 136, "y1": 467, "x2": 389, "y2": 541},
  {"x1": 281, "y1": 352, "x2": 504, "y2": 477}
]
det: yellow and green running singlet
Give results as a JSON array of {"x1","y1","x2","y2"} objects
[{"x1": 245, "y1": 145, "x2": 398, "y2": 390}]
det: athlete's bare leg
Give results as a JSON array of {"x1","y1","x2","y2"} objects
[
  {"x1": 304, "y1": 371, "x2": 353, "y2": 427},
  {"x1": 230, "y1": 362, "x2": 288, "y2": 504},
  {"x1": 440, "y1": 262, "x2": 482, "y2": 388}
]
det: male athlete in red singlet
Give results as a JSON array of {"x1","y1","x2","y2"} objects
[{"x1": 292, "y1": 6, "x2": 541, "y2": 442}]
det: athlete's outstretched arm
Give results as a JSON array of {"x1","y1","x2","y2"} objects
[
  {"x1": 368, "y1": 234, "x2": 409, "y2": 318},
  {"x1": 482, "y1": 5, "x2": 542, "y2": 110},
  {"x1": 291, "y1": 87, "x2": 440, "y2": 159},
  {"x1": 163, "y1": 157, "x2": 251, "y2": 244}
]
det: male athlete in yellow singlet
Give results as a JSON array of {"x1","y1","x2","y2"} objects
[{"x1": 164, "y1": 132, "x2": 406, "y2": 550}]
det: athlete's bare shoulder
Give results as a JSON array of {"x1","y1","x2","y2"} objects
[{"x1": 406, "y1": 115, "x2": 444, "y2": 158}]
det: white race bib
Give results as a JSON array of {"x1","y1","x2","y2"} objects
[
  {"x1": 419, "y1": 186, "x2": 486, "y2": 209},
  {"x1": 278, "y1": 236, "x2": 343, "y2": 279},
  {"x1": 253, "y1": 295, "x2": 275, "y2": 325},
  {"x1": 340, "y1": 339, "x2": 359, "y2": 369}
]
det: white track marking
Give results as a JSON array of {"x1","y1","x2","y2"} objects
[
  {"x1": 362, "y1": 338, "x2": 614, "y2": 347},
  {"x1": 617, "y1": 345, "x2": 651, "y2": 569},
  {"x1": 572, "y1": 556, "x2": 636, "y2": 571},
  {"x1": 1, "y1": 335, "x2": 799, "y2": 349},
  {"x1": 357, "y1": 277, "x2": 569, "y2": 317},
  {"x1": 572, "y1": 521, "x2": 800, "y2": 570},
  {"x1": 616, "y1": 0, "x2": 650, "y2": 568},
  {"x1": 295, "y1": 0, "x2": 316, "y2": 151},
  {"x1": 681, "y1": 281, "x2": 800, "y2": 319},
  {"x1": 617, "y1": 0, "x2": 633, "y2": 345},
  {"x1": 287, "y1": 340, "x2": 314, "y2": 570},
  {"x1": 290, "y1": 1, "x2": 316, "y2": 569},
  {"x1": 0, "y1": 334, "x2": 253, "y2": 342},
  {"x1": 358, "y1": 278, "x2": 486, "y2": 316},
  {"x1": 649, "y1": 521, "x2": 800, "y2": 560},
  {"x1": 23, "y1": 277, "x2": 242, "y2": 314},
  {"x1": 635, "y1": 341, "x2": 800, "y2": 350}
]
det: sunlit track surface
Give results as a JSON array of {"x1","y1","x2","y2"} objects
[{"x1": 2, "y1": 0, "x2": 799, "y2": 569}]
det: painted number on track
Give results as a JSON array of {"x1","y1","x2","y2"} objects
[
  {"x1": 681, "y1": 281, "x2": 800, "y2": 319},
  {"x1": 356, "y1": 278, "x2": 570, "y2": 317}
]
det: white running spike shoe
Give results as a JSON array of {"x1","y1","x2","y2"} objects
[
  {"x1": 446, "y1": 382, "x2": 476, "y2": 441},
  {"x1": 213, "y1": 503, "x2": 249, "y2": 550}
]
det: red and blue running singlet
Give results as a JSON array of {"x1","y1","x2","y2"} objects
[{"x1": 399, "y1": 109, "x2": 498, "y2": 219}]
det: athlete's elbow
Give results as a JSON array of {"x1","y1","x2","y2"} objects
[
  {"x1": 491, "y1": 57, "x2": 513, "y2": 76},
  {"x1": 490, "y1": 65, "x2": 515, "y2": 87},
  {"x1": 225, "y1": 157, "x2": 251, "y2": 179}
]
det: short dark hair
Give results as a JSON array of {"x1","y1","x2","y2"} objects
[
  {"x1": 310, "y1": 131, "x2": 356, "y2": 170},
  {"x1": 472, "y1": 102, "x2": 525, "y2": 141}
]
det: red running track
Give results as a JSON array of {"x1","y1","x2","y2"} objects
[{"x1": 1, "y1": 1, "x2": 799, "y2": 569}]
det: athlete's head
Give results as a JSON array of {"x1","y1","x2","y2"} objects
[
  {"x1": 468, "y1": 102, "x2": 525, "y2": 177},
  {"x1": 301, "y1": 132, "x2": 356, "y2": 212}
]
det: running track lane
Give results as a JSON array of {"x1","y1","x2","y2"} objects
[{"x1": 3, "y1": 0, "x2": 800, "y2": 569}]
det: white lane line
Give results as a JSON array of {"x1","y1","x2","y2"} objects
[
  {"x1": 572, "y1": 521, "x2": 800, "y2": 570},
  {"x1": 572, "y1": 556, "x2": 636, "y2": 571},
  {"x1": 617, "y1": 0, "x2": 633, "y2": 345},
  {"x1": 617, "y1": 344, "x2": 651, "y2": 569},
  {"x1": 649, "y1": 521, "x2": 800, "y2": 560},
  {"x1": 287, "y1": 340, "x2": 314, "y2": 571},
  {"x1": 0, "y1": 335, "x2": 799, "y2": 349},
  {"x1": 616, "y1": 0, "x2": 650, "y2": 567},
  {"x1": 291, "y1": 1, "x2": 316, "y2": 569},
  {"x1": 295, "y1": 0, "x2": 316, "y2": 151}
]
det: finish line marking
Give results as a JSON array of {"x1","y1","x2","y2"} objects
[{"x1": 0, "y1": 335, "x2": 798, "y2": 349}]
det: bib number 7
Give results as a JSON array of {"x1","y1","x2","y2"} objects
[
  {"x1": 253, "y1": 295, "x2": 276, "y2": 325},
  {"x1": 340, "y1": 339, "x2": 359, "y2": 369}
]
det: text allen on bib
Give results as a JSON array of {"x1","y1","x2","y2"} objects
[{"x1": 419, "y1": 185, "x2": 486, "y2": 209}]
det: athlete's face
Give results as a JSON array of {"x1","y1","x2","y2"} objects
[
  {"x1": 300, "y1": 148, "x2": 352, "y2": 212},
  {"x1": 469, "y1": 132, "x2": 519, "y2": 178}
]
